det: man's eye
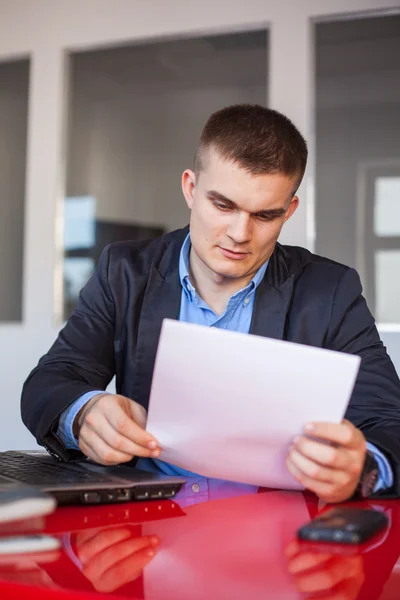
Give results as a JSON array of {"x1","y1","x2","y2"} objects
[
  {"x1": 214, "y1": 202, "x2": 231, "y2": 211},
  {"x1": 257, "y1": 214, "x2": 275, "y2": 222}
]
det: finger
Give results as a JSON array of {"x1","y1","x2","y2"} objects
[
  {"x1": 288, "y1": 448, "x2": 352, "y2": 485},
  {"x1": 293, "y1": 436, "x2": 356, "y2": 472},
  {"x1": 127, "y1": 400, "x2": 147, "y2": 430},
  {"x1": 79, "y1": 437, "x2": 119, "y2": 466},
  {"x1": 303, "y1": 421, "x2": 364, "y2": 450},
  {"x1": 79, "y1": 433, "x2": 133, "y2": 466},
  {"x1": 288, "y1": 551, "x2": 334, "y2": 575},
  {"x1": 309, "y1": 584, "x2": 359, "y2": 600},
  {"x1": 293, "y1": 555, "x2": 360, "y2": 594},
  {"x1": 84, "y1": 412, "x2": 160, "y2": 459},
  {"x1": 318, "y1": 565, "x2": 365, "y2": 600},
  {"x1": 285, "y1": 540, "x2": 301, "y2": 559},
  {"x1": 77, "y1": 528, "x2": 132, "y2": 565},
  {"x1": 286, "y1": 458, "x2": 351, "y2": 502},
  {"x1": 102, "y1": 401, "x2": 158, "y2": 451},
  {"x1": 83, "y1": 535, "x2": 158, "y2": 584},
  {"x1": 92, "y1": 545, "x2": 157, "y2": 593},
  {"x1": 75, "y1": 528, "x2": 104, "y2": 549}
]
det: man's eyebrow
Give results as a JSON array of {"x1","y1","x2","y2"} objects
[
  {"x1": 206, "y1": 190, "x2": 286, "y2": 217},
  {"x1": 255, "y1": 207, "x2": 286, "y2": 218},
  {"x1": 206, "y1": 190, "x2": 236, "y2": 205}
]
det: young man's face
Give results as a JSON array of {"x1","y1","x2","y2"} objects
[{"x1": 182, "y1": 149, "x2": 300, "y2": 283}]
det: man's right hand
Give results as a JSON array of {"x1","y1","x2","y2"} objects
[
  {"x1": 75, "y1": 527, "x2": 159, "y2": 593},
  {"x1": 74, "y1": 394, "x2": 160, "y2": 465}
]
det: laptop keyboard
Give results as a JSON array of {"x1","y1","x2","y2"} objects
[{"x1": 0, "y1": 451, "x2": 114, "y2": 486}]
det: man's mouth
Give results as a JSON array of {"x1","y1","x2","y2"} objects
[{"x1": 218, "y1": 247, "x2": 250, "y2": 261}]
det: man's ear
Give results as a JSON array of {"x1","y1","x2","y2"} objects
[
  {"x1": 284, "y1": 195, "x2": 299, "y2": 223},
  {"x1": 182, "y1": 169, "x2": 196, "y2": 209}
]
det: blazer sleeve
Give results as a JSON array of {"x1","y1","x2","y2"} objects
[
  {"x1": 21, "y1": 245, "x2": 116, "y2": 461},
  {"x1": 326, "y1": 267, "x2": 400, "y2": 497}
]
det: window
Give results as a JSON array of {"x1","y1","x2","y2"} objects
[
  {"x1": 361, "y1": 168, "x2": 400, "y2": 324},
  {"x1": 0, "y1": 58, "x2": 29, "y2": 322},
  {"x1": 315, "y1": 15, "x2": 400, "y2": 325},
  {"x1": 62, "y1": 30, "x2": 268, "y2": 319}
]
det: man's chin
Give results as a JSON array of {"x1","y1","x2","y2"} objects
[{"x1": 208, "y1": 261, "x2": 250, "y2": 280}]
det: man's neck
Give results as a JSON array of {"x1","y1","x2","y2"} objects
[{"x1": 188, "y1": 248, "x2": 255, "y2": 316}]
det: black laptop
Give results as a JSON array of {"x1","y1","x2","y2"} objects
[{"x1": 0, "y1": 451, "x2": 185, "y2": 506}]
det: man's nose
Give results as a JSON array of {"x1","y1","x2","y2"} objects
[{"x1": 227, "y1": 212, "x2": 252, "y2": 244}]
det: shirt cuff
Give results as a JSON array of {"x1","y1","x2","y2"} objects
[
  {"x1": 56, "y1": 391, "x2": 109, "y2": 450},
  {"x1": 366, "y1": 442, "x2": 394, "y2": 493}
]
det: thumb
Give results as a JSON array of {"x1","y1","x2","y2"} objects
[{"x1": 127, "y1": 399, "x2": 148, "y2": 430}]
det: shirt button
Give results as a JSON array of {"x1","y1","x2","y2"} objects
[{"x1": 191, "y1": 483, "x2": 200, "y2": 493}]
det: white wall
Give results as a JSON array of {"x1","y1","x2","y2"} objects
[{"x1": 0, "y1": 0, "x2": 399, "y2": 450}]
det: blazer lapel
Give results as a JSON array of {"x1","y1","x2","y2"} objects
[
  {"x1": 131, "y1": 233, "x2": 185, "y2": 409},
  {"x1": 250, "y1": 244, "x2": 295, "y2": 340}
]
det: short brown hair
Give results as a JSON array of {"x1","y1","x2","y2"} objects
[{"x1": 194, "y1": 104, "x2": 308, "y2": 189}]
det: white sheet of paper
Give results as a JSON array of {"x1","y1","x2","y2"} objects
[{"x1": 147, "y1": 319, "x2": 361, "y2": 489}]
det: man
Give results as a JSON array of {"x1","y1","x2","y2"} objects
[{"x1": 22, "y1": 104, "x2": 400, "y2": 503}]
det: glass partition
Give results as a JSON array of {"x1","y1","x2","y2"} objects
[
  {"x1": 0, "y1": 58, "x2": 29, "y2": 322},
  {"x1": 63, "y1": 30, "x2": 268, "y2": 319}
]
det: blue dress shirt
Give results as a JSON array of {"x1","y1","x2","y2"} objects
[{"x1": 57, "y1": 234, "x2": 393, "y2": 492}]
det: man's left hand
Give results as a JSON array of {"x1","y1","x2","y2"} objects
[{"x1": 286, "y1": 419, "x2": 367, "y2": 503}]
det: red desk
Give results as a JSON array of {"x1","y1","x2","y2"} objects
[{"x1": 0, "y1": 488, "x2": 399, "y2": 600}]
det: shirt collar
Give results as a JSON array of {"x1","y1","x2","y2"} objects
[
  {"x1": 179, "y1": 233, "x2": 269, "y2": 298},
  {"x1": 179, "y1": 233, "x2": 193, "y2": 291}
]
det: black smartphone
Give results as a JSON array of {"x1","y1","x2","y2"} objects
[{"x1": 297, "y1": 507, "x2": 388, "y2": 545}]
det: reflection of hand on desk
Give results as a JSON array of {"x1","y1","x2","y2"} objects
[
  {"x1": 285, "y1": 539, "x2": 365, "y2": 599},
  {"x1": 74, "y1": 526, "x2": 159, "y2": 593}
]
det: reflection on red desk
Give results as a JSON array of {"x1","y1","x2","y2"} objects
[{"x1": 0, "y1": 486, "x2": 399, "y2": 600}]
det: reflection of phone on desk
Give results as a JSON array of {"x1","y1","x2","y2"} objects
[{"x1": 297, "y1": 507, "x2": 388, "y2": 545}]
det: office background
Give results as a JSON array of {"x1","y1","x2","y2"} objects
[{"x1": 1, "y1": 0, "x2": 400, "y2": 450}]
